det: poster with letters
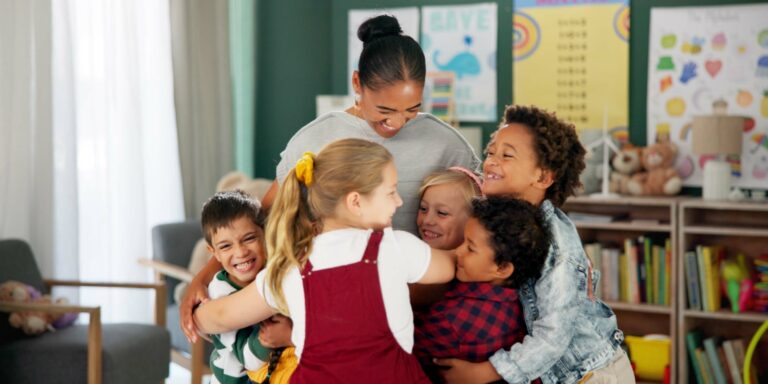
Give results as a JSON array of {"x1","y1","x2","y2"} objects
[
  {"x1": 422, "y1": 3, "x2": 498, "y2": 122},
  {"x1": 647, "y1": 4, "x2": 768, "y2": 189}
]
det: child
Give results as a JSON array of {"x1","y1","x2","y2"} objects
[
  {"x1": 417, "y1": 167, "x2": 483, "y2": 250},
  {"x1": 413, "y1": 197, "x2": 550, "y2": 383},
  {"x1": 411, "y1": 167, "x2": 483, "y2": 308},
  {"x1": 194, "y1": 138, "x2": 456, "y2": 383},
  {"x1": 200, "y1": 190, "x2": 272, "y2": 384},
  {"x1": 436, "y1": 105, "x2": 635, "y2": 384}
]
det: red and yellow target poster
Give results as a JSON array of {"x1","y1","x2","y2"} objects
[{"x1": 512, "y1": 0, "x2": 629, "y2": 131}]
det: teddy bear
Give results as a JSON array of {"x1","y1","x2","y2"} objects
[
  {"x1": 172, "y1": 171, "x2": 273, "y2": 305},
  {"x1": 627, "y1": 141, "x2": 683, "y2": 196},
  {"x1": 0, "y1": 280, "x2": 77, "y2": 335},
  {"x1": 610, "y1": 146, "x2": 643, "y2": 195}
]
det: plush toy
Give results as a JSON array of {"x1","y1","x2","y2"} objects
[
  {"x1": 627, "y1": 141, "x2": 683, "y2": 196},
  {"x1": 0, "y1": 280, "x2": 77, "y2": 335},
  {"x1": 610, "y1": 146, "x2": 643, "y2": 195},
  {"x1": 172, "y1": 171, "x2": 272, "y2": 304}
]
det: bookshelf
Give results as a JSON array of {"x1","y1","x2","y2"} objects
[
  {"x1": 563, "y1": 196, "x2": 678, "y2": 383},
  {"x1": 678, "y1": 199, "x2": 768, "y2": 383}
]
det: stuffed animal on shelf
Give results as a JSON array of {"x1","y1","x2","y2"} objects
[
  {"x1": 627, "y1": 141, "x2": 683, "y2": 196},
  {"x1": 0, "y1": 280, "x2": 77, "y2": 335},
  {"x1": 610, "y1": 146, "x2": 643, "y2": 195}
]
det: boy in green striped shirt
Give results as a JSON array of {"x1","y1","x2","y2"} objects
[{"x1": 201, "y1": 190, "x2": 271, "y2": 384}]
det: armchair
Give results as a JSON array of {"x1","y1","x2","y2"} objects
[
  {"x1": 140, "y1": 220, "x2": 213, "y2": 384},
  {"x1": 0, "y1": 239, "x2": 170, "y2": 384}
]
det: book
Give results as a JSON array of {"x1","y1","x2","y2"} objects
[
  {"x1": 653, "y1": 244, "x2": 661, "y2": 305},
  {"x1": 703, "y1": 337, "x2": 727, "y2": 384},
  {"x1": 687, "y1": 330, "x2": 706, "y2": 384},
  {"x1": 686, "y1": 251, "x2": 702, "y2": 310},
  {"x1": 664, "y1": 238, "x2": 672, "y2": 305},
  {"x1": 644, "y1": 237, "x2": 652, "y2": 304},
  {"x1": 722, "y1": 340, "x2": 742, "y2": 384},
  {"x1": 637, "y1": 236, "x2": 647, "y2": 303},
  {"x1": 697, "y1": 245, "x2": 712, "y2": 311},
  {"x1": 696, "y1": 347, "x2": 715, "y2": 384},
  {"x1": 717, "y1": 346, "x2": 731, "y2": 384}
]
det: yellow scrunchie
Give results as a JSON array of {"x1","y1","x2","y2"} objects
[{"x1": 295, "y1": 152, "x2": 315, "y2": 186}]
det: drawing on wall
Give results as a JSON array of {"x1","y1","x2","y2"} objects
[
  {"x1": 422, "y1": 3, "x2": 497, "y2": 122},
  {"x1": 647, "y1": 3, "x2": 768, "y2": 189},
  {"x1": 512, "y1": 0, "x2": 629, "y2": 132},
  {"x1": 347, "y1": 8, "x2": 419, "y2": 95}
]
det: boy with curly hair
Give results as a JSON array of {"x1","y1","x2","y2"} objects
[
  {"x1": 437, "y1": 105, "x2": 634, "y2": 384},
  {"x1": 413, "y1": 197, "x2": 550, "y2": 382}
]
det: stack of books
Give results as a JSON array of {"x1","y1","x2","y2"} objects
[{"x1": 686, "y1": 329, "x2": 757, "y2": 384}]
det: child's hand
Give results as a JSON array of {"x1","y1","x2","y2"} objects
[
  {"x1": 258, "y1": 314, "x2": 294, "y2": 348},
  {"x1": 434, "y1": 358, "x2": 501, "y2": 384},
  {"x1": 181, "y1": 278, "x2": 210, "y2": 343}
]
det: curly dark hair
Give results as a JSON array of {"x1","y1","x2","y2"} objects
[
  {"x1": 499, "y1": 105, "x2": 586, "y2": 207},
  {"x1": 471, "y1": 197, "x2": 551, "y2": 288}
]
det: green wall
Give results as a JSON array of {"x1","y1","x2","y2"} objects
[
  {"x1": 253, "y1": 0, "x2": 765, "y2": 182},
  {"x1": 253, "y1": 0, "x2": 332, "y2": 179}
]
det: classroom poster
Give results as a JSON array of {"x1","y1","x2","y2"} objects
[
  {"x1": 348, "y1": 8, "x2": 420, "y2": 95},
  {"x1": 647, "y1": 4, "x2": 768, "y2": 189},
  {"x1": 422, "y1": 3, "x2": 498, "y2": 122},
  {"x1": 513, "y1": 0, "x2": 629, "y2": 131}
]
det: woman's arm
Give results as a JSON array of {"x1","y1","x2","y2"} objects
[
  {"x1": 194, "y1": 279, "x2": 277, "y2": 335},
  {"x1": 260, "y1": 179, "x2": 279, "y2": 211},
  {"x1": 417, "y1": 248, "x2": 456, "y2": 284},
  {"x1": 180, "y1": 256, "x2": 222, "y2": 342}
]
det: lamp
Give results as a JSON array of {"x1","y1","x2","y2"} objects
[{"x1": 691, "y1": 115, "x2": 745, "y2": 200}]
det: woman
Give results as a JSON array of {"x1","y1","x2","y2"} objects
[{"x1": 182, "y1": 14, "x2": 479, "y2": 343}]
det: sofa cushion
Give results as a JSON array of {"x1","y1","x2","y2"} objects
[{"x1": 0, "y1": 323, "x2": 170, "y2": 384}]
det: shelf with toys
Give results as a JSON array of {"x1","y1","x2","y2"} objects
[
  {"x1": 677, "y1": 199, "x2": 768, "y2": 384},
  {"x1": 562, "y1": 195, "x2": 677, "y2": 383}
]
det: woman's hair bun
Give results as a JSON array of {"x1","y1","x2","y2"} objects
[{"x1": 357, "y1": 15, "x2": 402, "y2": 45}]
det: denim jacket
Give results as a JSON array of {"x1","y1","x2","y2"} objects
[{"x1": 489, "y1": 200, "x2": 623, "y2": 384}]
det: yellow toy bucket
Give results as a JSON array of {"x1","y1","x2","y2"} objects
[{"x1": 625, "y1": 334, "x2": 671, "y2": 381}]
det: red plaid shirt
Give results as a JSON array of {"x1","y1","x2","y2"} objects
[{"x1": 413, "y1": 281, "x2": 526, "y2": 364}]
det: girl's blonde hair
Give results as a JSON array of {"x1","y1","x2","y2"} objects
[
  {"x1": 265, "y1": 138, "x2": 394, "y2": 315},
  {"x1": 418, "y1": 169, "x2": 482, "y2": 209}
]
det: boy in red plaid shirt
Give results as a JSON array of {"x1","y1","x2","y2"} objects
[{"x1": 413, "y1": 197, "x2": 550, "y2": 382}]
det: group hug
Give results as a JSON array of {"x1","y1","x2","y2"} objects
[{"x1": 178, "y1": 14, "x2": 636, "y2": 384}]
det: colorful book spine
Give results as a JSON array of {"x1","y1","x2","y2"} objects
[
  {"x1": 686, "y1": 251, "x2": 702, "y2": 310},
  {"x1": 664, "y1": 238, "x2": 672, "y2": 306},
  {"x1": 687, "y1": 330, "x2": 706, "y2": 384},
  {"x1": 703, "y1": 337, "x2": 727, "y2": 384}
]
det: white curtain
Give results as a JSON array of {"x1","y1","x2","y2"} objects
[
  {"x1": 1, "y1": 0, "x2": 185, "y2": 323},
  {"x1": 58, "y1": 0, "x2": 185, "y2": 322}
]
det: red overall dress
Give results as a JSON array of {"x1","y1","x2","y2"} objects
[{"x1": 289, "y1": 230, "x2": 430, "y2": 383}]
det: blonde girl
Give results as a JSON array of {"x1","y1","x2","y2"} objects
[{"x1": 194, "y1": 138, "x2": 455, "y2": 384}]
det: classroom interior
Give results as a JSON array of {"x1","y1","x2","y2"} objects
[{"x1": 1, "y1": 0, "x2": 767, "y2": 383}]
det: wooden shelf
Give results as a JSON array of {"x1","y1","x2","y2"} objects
[
  {"x1": 572, "y1": 221, "x2": 672, "y2": 232},
  {"x1": 683, "y1": 309, "x2": 768, "y2": 323},
  {"x1": 607, "y1": 301, "x2": 672, "y2": 314},
  {"x1": 677, "y1": 199, "x2": 768, "y2": 383},
  {"x1": 682, "y1": 226, "x2": 768, "y2": 237},
  {"x1": 563, "y1": 196, "x2": 678, "y2": 381}
]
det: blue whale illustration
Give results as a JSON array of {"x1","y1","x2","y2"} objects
[{"x1": 433, "y1": 50, "x2": 481, "y2": 79}]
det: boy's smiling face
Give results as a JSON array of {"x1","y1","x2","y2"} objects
[
  {"x1": 482, "y1": 123, "x2": 551, "y2": 205},
  {"x1": 208, "y1": 216, "x2": 265, "y2": 288},
  {"x1": 455, "y1": 218, "x2": 513, "y2": 284}
]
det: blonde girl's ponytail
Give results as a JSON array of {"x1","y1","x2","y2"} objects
[
  {"x1": 265, "y1": 157, "x2": 316, "y2": 315},
  {"x1": 265, "y1": 139, "x2": 393, "y2": 315}
]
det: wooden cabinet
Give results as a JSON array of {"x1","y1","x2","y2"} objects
[
  {"x1": 677, "y1": 199, "x2": 768, "y2": 383},
  {"x1": 563, "y1": 196, "x2": 677, "y2": 383}
]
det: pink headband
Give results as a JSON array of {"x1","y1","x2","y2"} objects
[{"x1": 448, "y1": 166, "x2": 483, "y2": 195}]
